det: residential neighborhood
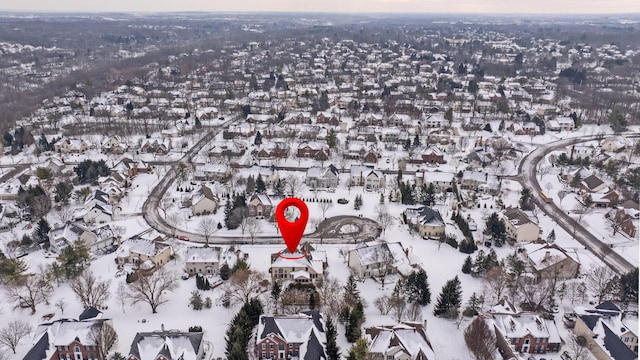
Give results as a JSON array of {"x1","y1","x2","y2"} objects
[{"x1": 0, "y1": 10, "x2": 638, "y2": 360}]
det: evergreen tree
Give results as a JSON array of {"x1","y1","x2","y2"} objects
[
  {"x1": 325, "y1": 317, "x2": 340, "y2": 360},
  {"x1": 254, "y1": 131, "x2": 262, "y2": 145},
  {"x1": 399, "y1": 269, "x2": 431, "y2": 305},
  {"x1": 433, "y1": 276, "x2": 463, "y2": 318},
  {"x1": 461, "y1": 256, "x2": 473, "y2": 274},
  {"x1": 245, "y1": 176, "x2": 256, "y2": 194},
  {"x1": 190, "y1": 290, "x2": 204, "y2": 310},
  {"x1": 547, "y1": 229, "x2": 556, "y2": 243},
  {"x1": 347, "y1": 338, "x2": 369, "y2": 360},
  {"x1": 271, "y1": 281, "x2": 281, "y2": 305},
  {"x1": 256, "y1": 175, "x2": 266, "y2": 193},
  {"x1": 484, "y1": 213, "x2": 507, "y2": 246},
  {"x1": 220, "y1": 263, "x2": 231, "y2": 280},
  {"x1": 413, "y1": 134, "x2": 421, "y2": 148},
  {"x1": 34, "y1": 217, "x2": 51, "y2": 243},
  {"x1": 343, "y1": 275, "x2": 361, "y2": 307},
  {"x1": 326, "y1": 129, "x2": 337, "y2": 148},
  {"x1": 463, "y1": 292, "x2": 481, "y2": 316}
]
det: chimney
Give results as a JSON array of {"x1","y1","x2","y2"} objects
[
  {"x1": 161, "y1": 323, "x2": 165, "y2": 332},
  {"x1": 544, "y1": 251, "x2": 551, "y2": 261}
]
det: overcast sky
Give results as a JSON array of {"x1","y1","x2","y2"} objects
[{"x1": 1, "y1": 0, "x2": 639, "y2": 14}]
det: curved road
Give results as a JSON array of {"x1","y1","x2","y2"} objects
[
  {"x1": 141, "y1": 117, "x2": 381, "y2": 245},
  {"x1": 517, "y1": 133, "x2": 639, "y2": 275}
]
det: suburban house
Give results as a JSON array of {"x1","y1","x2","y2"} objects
[
  {"x1": 101, "y1": 135, "x2": 129, "y2": 154},
  {"x1": 305, "y1": 165, "x2": 339, "y2": 189},
  {"x1": 54, "y1": 138, "x2": 89, "y2": 153},
  {"x1": 83, "y1": 203, "x2": 114, "y2": 225},
  {"x1": 48, "y1": 222, "x2": 115, "y2": 254},
  {"x1": 349, "y1": 165, "x2": 386, "y2": 190},
  {"x1": 255, "y1": 311, "x2": 326, "y2": 360},
  {"x1": 585, "y1": 188, "x2": 620, "y2": 208},
  {"x1": 581, "y1": 174, "x2": 608, "y2": 193},
  {"x1": 127, "y1": 330, "x2": 205, "y2": 360},
  {"x1": 296, "y1": 141, "x2": 330, "y2": 161},
  {"x1": 414, "y1": 170, "x2": 454, "y2": 192},
  {"x1": 193, "y1": 163, "x2": 229, "y2": 181},
  {"x1": 490, "y1": 312, "x2": 562, "y2": 356},
  {"x1": 365, "y1": 322, "x2": 436, "y2": 360},
  {"x1": 503, "y1": 208, "x2": 540, "y2": 243},
  {"x1": 573, "y1": 301, "x2": 638, "y2": 360},
  {"x1": 269, "y1": 249, "x2": 326, "y2": 284},
  {"x1": 316, "y1": 111, "x2": 339, "y2": 126},
  {"x1": 407, "y1": 146, "x2": 446, "y2": 164},
  {"x1": 347, "y1": 241, "x2": 413, "y2": 279},
  {"x1": 23, "y1": 317, "x2": 115, "y2": 360},
  {"x1": 190, "y1": 185, "x2": 220, "y2": 216},
  {"x1": 112, "y1": 157, "x2": 151, "y2": 178},
  {"x1": 609, "y1": 207, "x2": 638, "y2": 238},
  {"x1": 247, "y1": 193, "x2": 281, "y2": 219},
  {"x1": 184, "y1": 246, "x2": 237, "y2": 276},
  {"x1": 140, "y1": 137, "x2": 170, "y2": 154},
  {"x1": 256, "y1": 141, "x2": 290, "y2": 159},
  {"x1": 404, "y1": 206, "x2": 446, "y2": 239},
  {"x1": 601, "y1": 135, "x2": 631, "y2": 153},
  {"x1": 116, "y1": 238, "x2": 171, "y2": 273},
  {"x1": 522, "y1": 242, "x2": 580, "y2": 280},
  {"x1": 459, "y1": 171, "x2": 500, "y2": 195}
]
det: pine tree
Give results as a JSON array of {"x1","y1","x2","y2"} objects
[
  {"x1": 433, "y1": 276, "x2": 463, "y2": 318},
  {"x1": 256, "y1": 175, "x2": 266, "y2": 193},
  {"x1": 254, "y1": 131, "x2": 262, "y2": 145},
  {"x1": 401, "y1": 269, "x2": 431, "y2": 305},
  {"x1": 461, "y1": 256, "x2": 473, "y2": 274},
  {"x1": 245, "y1": 176, "x2": 256, "y2": 194},
  {"x1": 35, "y1": 217, "x2": 51, "y2": 243},
  {"x1": 343, "y1": 275, "x2": 360, "y2": 307},
  {"x1": 326, "y1": 317, "x2": 340, "y2": 360},
  {"x1": 190, "y1": 290, "x2": 204, "y2": 310},
  {"x1": 220, "y1": 263, "x2": 231, "y2": 280}
]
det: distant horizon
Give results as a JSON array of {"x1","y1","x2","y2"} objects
[{"x1": 1, "y1": 0, "x2": 639, "y2": 16}]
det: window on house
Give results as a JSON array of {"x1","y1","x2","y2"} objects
[
  {"x1": 261, "y1": 352, "x2": 266, "y2": 358},
  {"x1": 262, "y1": 344, "x2": 266, "y2": 350},
  {"x1": 270, "y1": 344, "x2": 274, "y2": 350}
]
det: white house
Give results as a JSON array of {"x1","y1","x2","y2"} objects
[{"x1": 503, "y1": 208, "x2": 540, "y2": 243}]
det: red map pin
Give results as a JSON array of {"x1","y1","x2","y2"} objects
[{"x1": 275, "y1": 197, "x2": 309, "y2": 254}]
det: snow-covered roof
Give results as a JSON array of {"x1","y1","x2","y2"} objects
[
  {"x1": 366, "y1": 322, "x2": 436, "y2": 360},
  {"x1": 185, "y1": 247, "x2": 220, "y2": 264},
  {"x1": 492, "y1": 313, "x2": 561, "y2": 342},
  {"x1": 128, "y1": 331, "x2": 204, "y2": 360}
]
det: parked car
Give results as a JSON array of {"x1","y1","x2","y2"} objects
[
  {"x1": 178, "y1": 235, "x2": 190, "y2": 241},
  {"x1": 337, "y1": 198, "x2": 349, "y2": 204}
]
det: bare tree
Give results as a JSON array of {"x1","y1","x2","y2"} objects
[
  {"x1": 405, "y1": 302, "x2": 423, "y2": 322},
  {"x1": 520, "y1": 278, "x2": 554, "y2": 311},
  {"x1": 285, "y1": 174, "x2": 303, "y2": 197},
  {"x1": 0, "y1": 320, "x2": 31, "y2": 354},
  {"x1": 116, "y1": 282, "x2": 128, "y2": 313},
  {"x1": 126, "y1": 269, "x2": 178, "y2": 313},
  {"x1": 586, "y1": 266, "x2": 617, "y2": 303},
  {"x1": 375, "y1": 204, "x2": 394, "y2": 234},
  {"x1": 55, "y1": 298, "x2": 67, "y2": 315},
  {"x1": 318, "y1": 201, "x2": 333, "y2": 218},
  {"x1": 390, "y1": 293, "x2": 407, "y2": 322},
  {"x1": 247, "y1": 217, "x2": 261, "y2": 244},
  {"x1": 111, "y1": 225, "x2": 126, "y2": 246},
  {"x1": 483, "y1": 266, "x2": 510, "y2": 304},
  {"x1": 165, "y1": 213, "x2": 184, "y2": 237},
  {"x1": 373, "y1": 247, "x2": 395, "y2": 289},
  {"x1": 69, "y1": 270, "x2": 111, "y2": 309},
  {"x1": 88, "y1": 322, "x2": 118, "y2": 359},
  {"x1": 464, "y1": 316, "x2": 497, "y2": 360},
  {"x1": 317, "y1": 276, "x2": 343, "y2": 319},
  {"x1": 7, "y1": 274, "x2": 52, "y2": 314},
  {"x1": 374, "y1": 295, "x2": 393, "y2": 315},
  {"x1": 198, "y1": 217, "x2": 217, "y2": 247},
  {"x1": 222, "y1": 269, "x2": 269, "y2": 307},
  {"x1": 56, "y1": 205, "x2": 75, "y2": 224},
  {"x1": 568, "y1": 334, "x2": 594, "y2": 360},
  {"x1": 158, "y1": 196, "x2": 173, "y2": 217}
]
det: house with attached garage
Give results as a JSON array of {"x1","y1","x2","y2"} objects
[
  {"x1": 189, "y1": 185, "x2": 220, "y2": 216},
  {"x1": 404, "y1": 206, "x2": 446, "y2": 239},
  {"x1": 365, "y1": 322, "x2": 436, "y2": 360},
  {"x1": 489, "y1": 312, "x2": 562, "y2": 356},
  {"x1": 573, "y1": 301, "x2": 638, "y2": 360},
  {"x1": 350, "y1": 165, "x2": 385, "y2": 190},
  {"x1": 116, "y1": 238, "x2": 171, "y2": 274},
  {"x1": 48, "y1": 222, "x2": 115, "y2": 254},
  {"x1": 255, "y1": 311, "x2": 326, "y2": 360},
  {"x1": 23, "y1": 317, "x2": 115, "y2": 360},
  {"x1": 269, "y1": 249, "x2": 326, "y2": 284},
  {"x1": 305, "y1": 165, "x2": 339, "y2": 189},
  {"x1": 127, "y1": 330, "x2": 205, "y2": 360},
  {"x1": 247, "y1": 193, "x2": 282, "y2": 219},
  {"x1": 184, "y1": 246, "x2": 237, "y2": 277},
  {"x1": 522, "y1": 242, "x2": 580, "y2": 280},
  {"x1": 502, "y1": 208, "x2": 540, "y2": 243},
  {"x1": 348, "y1": 241, "x2": 413, "y2": 279}
]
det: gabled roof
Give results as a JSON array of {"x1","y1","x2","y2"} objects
[
  {"x1": 128, "y1": 331, "x2": 204, "y2": 360},
  {"x1": 581, "y1": 174, "x2": 605, "y2": 191},
  {"x1": 257, "y1": 311, "x2": 326, "y2": 359},
  {"x1": 366, "y1": 322, "x2": 435, "y2": 360},
  {"x1": 602, "y1": 322, "x2": 637, "y2": 360}
]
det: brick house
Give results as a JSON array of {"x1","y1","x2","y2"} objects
[
  {"x1": 23, "y1": 318, "x2": 115, "y2": 360},
  {"x1": 610, "y1": 208, "x2": 638, "y2": 238},
  {"x1": 247, "y1": 193, "x2": 279, "y2": 219},
  {"x1": 490, "y1": 313, "x2": 562, "y2": 355},
  {"x1": 296, "y1": 141, "x2": 330, "y2": 160},
  {"x1": 316, "y1": 111, "x2": 339, "y2": 126},
  {"x1": 256, "y1": 311, "x2": 326, "y2": 360}
]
